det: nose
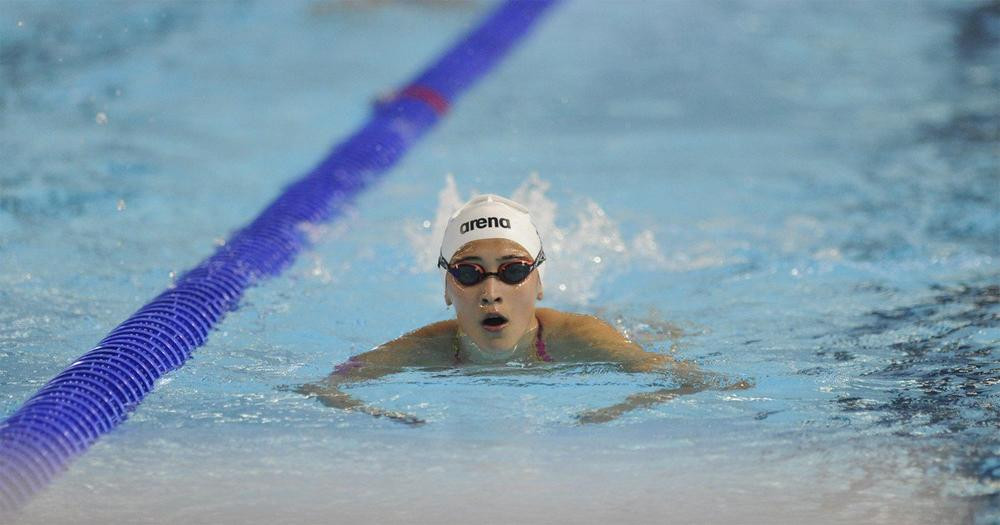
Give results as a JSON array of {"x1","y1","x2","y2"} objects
[{"x1": 479, "y1": 276, "x2": 503, "y2": 306}]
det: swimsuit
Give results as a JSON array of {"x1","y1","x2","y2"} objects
[{"x1": 454, "y1": 316, "x2": 551, "y2": 364}]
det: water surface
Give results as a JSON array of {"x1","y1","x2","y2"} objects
[{"x1": 1, "y1": 1, "x2": 998, "y2": 523}]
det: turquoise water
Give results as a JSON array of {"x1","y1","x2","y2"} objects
[{"x1": 2, "y1": 1, "x2": 998, "y2": 523}]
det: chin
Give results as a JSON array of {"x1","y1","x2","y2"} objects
[
  {"x1": 473, "y1": 331, "x2": 515, "y2": 350},
  {"x1": 476, "y1": 334, "x2": 509, "y2": 349}
]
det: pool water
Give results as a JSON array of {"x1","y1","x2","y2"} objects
[{"x1": 2, "y1": 1, "x2": 998, "y2": 523}]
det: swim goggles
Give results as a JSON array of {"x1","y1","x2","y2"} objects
[{"x1": 437, "y1": 250, "x2": 545, "y2": 286}]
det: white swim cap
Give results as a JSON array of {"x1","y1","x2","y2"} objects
[{"x1": 439, "y1": 194, "x2": 544, "y2": 264}]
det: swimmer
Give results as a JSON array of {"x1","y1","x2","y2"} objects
[{"x1": 297, "y1": 194, "x2": 749, "y2": 424}]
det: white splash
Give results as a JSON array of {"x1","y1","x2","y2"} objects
[
  {"x1": 405, "y1": 174, "x2": 465, "y2": 271},
  {"x1": 406, "y1": 173, "x2": 667, "y2": 305}
]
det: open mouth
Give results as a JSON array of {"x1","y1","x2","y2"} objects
[{"x1": 481, "y1": 313, "x2": 509, "y2": 331}]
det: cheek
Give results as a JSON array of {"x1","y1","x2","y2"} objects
[
  {"x1": 450, "y1": 286, "x2": 479, "y2": 314},
  {"x1": 510, "y1": 283, "x2": 539, "y2": 312}
]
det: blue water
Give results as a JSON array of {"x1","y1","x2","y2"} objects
[{"x1": 2, "y1": 1, "x2": 998, "y2": 523}]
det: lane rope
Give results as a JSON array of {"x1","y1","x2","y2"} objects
[{"x1": 0, "y1": 0, "x2": 558, "y2": 513}]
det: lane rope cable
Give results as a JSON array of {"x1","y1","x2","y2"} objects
[{"x1": 0, "y1": 0, "x2": 558, "y2": 513}]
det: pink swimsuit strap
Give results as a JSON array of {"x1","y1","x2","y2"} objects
[
  {"x1": 534, "y1": 318, "x2": 552, "y2": 362},
  {"x1": 454, "y1": 316, "x2": 550, "y2": 364}
]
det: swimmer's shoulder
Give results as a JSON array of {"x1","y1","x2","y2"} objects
[
  {"x1": 365, "y1": 319, "x2": 457, "y2": 366},
  {"x1": 537, "y1": 308, "x2": 637, "y2": 356},
  {"x1": 539, "y1": 309, "x2": 679, "y2": 371},
  {"x1": 408, "y1": 319, "x2": 457, "y2": 339},
  {"x1": 537, "y1": 308, "x2": 619, "y2": 339},
  {"x1": 536, "y1": 308, "x2": 576, "y2": 336}
]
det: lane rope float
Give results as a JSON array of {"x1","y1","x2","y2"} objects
[{"x1": 0, "y1": 0, "x2": 558, "y2": 513}]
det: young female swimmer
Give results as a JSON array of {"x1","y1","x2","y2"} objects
[{"x1": 297, "y1": 194, "x2": 749, "y2": 424}]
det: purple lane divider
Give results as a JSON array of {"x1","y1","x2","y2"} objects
[{"x1": 0, "y1": 0, "x2": 558, "y2": 513}]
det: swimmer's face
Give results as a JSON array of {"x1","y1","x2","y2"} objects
[{"x1": 444, "y1": 238, "x2": 543, "y2": 352}]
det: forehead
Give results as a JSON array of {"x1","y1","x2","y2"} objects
[{"x1": 451, "y1": 238, "x2": 530, "y2": 261}]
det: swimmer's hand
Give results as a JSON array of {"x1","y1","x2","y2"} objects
[
  {"x1": 295, "y1": 383, "x2": 425, "y2": 426},
  {"x1": 358, "y1": 405, "x2": 426, "y2": 426},
  {"x1": 573, "y1": 378, "x2": 752, "y2": 425},
  {"x1": 574, "y1": 384, "x2": 701, "y2": 424}
]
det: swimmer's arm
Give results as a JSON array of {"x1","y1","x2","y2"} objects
[
  {"x1": 296, "y1": 323, "x2": 454, "y2": 426},
  {"x1": 575, "y1": 358, "x2": 751, "y2": 424},
  {"x1": 565, "y1": 317, "x2": 750, "y2": 424},
  {"x1": 297, "y1": 362, "x2": 424, "y2": 425}
]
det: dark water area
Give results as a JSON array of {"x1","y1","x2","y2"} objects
[{"x1": 836, "y1": 2, "x2": 999, "y2": 518}]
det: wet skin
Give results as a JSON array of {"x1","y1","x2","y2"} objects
[{"x1": 296, "y1": 239, "x2": 750, "y2": 425}]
